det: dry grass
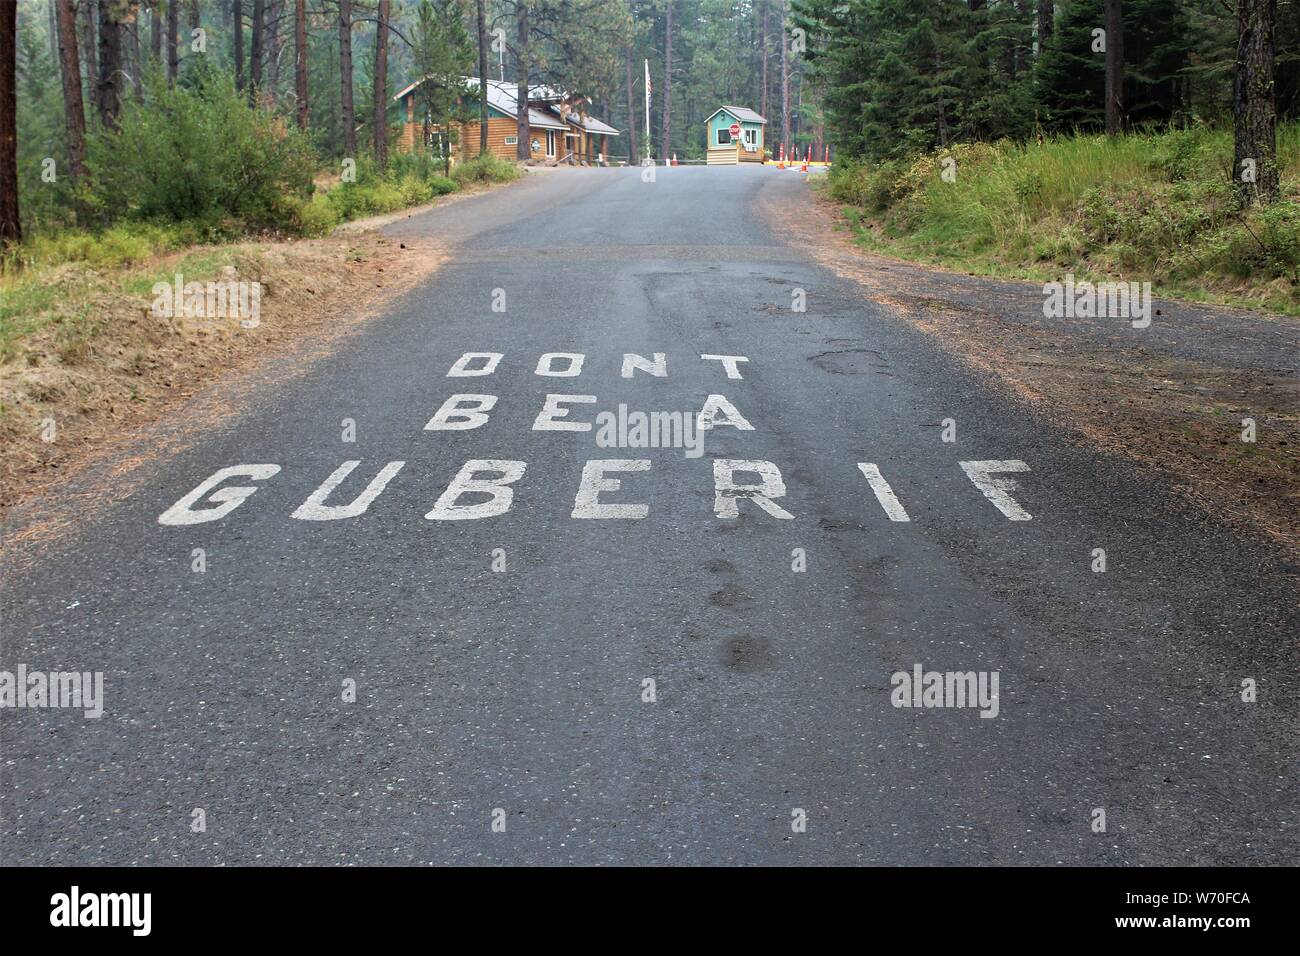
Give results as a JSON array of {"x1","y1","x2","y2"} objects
[{"x1": 1, "y1": 232, "x2": 447, "y2": 512}]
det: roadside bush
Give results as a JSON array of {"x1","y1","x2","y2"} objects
[
  {"x1": 429, "y1": 176, "x2": 457, "y2": 196},
  {"x1": 1147, "y1": 123, "x2": 1221, "y2": 182},
  {"x1": 88, "y1": 72, "x2": 315, "y2": 234},
  {"x1": 312, "y1": 153, "x2": 462, "y2": 230},
  {"x1": 15, "y1": 222, "x2": 191, "y2": 269},
  {"x1": 395, "y1": 173, "x2": 456, "y2": 205},
  {"x1": 387, "y1": 151, "x2": 447, "y2": 182},
  {"x1": 290, "y1": 196, "x2": 341, "y2": 238},
  {"x1": 397, "y1": 175, "x2": 435, "y2": 206},
  {"x1": 827, "y1": 159, "x2": 871, "y2": 206},
  {"x1": 451, "y1": 153, "x2": 521, "y2": 185},
  {"x1": 1257, "y1": 200, "x2": 1300, "y2": 268}
]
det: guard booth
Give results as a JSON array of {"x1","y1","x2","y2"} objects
[{"x1": 705, "y1": 106, "x2": 766, "y2": 165}]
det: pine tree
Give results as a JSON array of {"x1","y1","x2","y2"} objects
[{"x1": 0, "y1": 0, "x2": 18, "y2": 247}]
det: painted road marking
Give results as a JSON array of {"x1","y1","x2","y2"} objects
[
  {"x1": 958, "y1": 460, "x2": 1033, "y2": 521},
  {"x1": 157, "y1": 459, "x2": 1033, "y2": 525},
  {"x1": 156, "y1": 353, "x2": 1034, "y2": 526},
  {"x1": 856, "y1": 463, "x2": 911, "y2": 522}
]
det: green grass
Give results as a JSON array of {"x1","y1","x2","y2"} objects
[
  {"x1": 0, "y1": 223, "x2": 252, "y2": 363},
  {"x1": 301, "y1": 152, "x2": 519, "y2": 236},
  {"x1": 825, "y1": 123, "x2": 1300, "y2": 315},
  {"x1": 0, "y1": 280, "x2": 64, "y2": 360},
  {"x1": 0, "y1": 222, "x2": 187, "y2": 361},
  {"x1": 9, "y1": 222, "x2": 193, "y2": 271},
  {"x1": 301, "y1": 177, "x2": 437, "y2": 236}
]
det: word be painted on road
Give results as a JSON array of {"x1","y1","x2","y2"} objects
[{"x1": 156, "y1": 352, "x2": 1035, "y2": 526}]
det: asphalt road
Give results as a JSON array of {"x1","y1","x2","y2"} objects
[{"x1": 2, "y1": 165, "x2": 1297, "y2": 865}]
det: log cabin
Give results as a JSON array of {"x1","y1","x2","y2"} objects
[{"x1": 394, "y1": 76, "x2": 620, "y2": 166}]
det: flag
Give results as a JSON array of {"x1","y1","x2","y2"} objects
[{"x1": 644, "y1": 59, "x2": 651, "y2": 94}]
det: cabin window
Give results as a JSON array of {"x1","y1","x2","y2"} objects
[
  {"x1": 744, "y1": 128, "x2": 757, "y2": 146},
  {"x1": 546, "y1": 130, "x2": 557, "y2": 156},
  {"x1": 716, "y1": 127, "x2": 732, "y2": 146},
  {"x1": 504, "y1": 135, "x2": 518, "y2": 146}
]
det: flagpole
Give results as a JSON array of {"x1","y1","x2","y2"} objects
[{"x1": 644, "y1": 58, "x2": 651, "y2": 163}]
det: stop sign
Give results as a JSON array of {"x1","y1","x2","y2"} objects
[{"x1": 729, "y1": 123, "x2": 741, "y2": 139}]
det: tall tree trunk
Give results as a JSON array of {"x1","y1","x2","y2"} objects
[
  {"x1": 1234, "y1": 0, "x2": 1279, "y2": 205},
  {"x1": 266, "y1": 0, "x2": 280, "y2": 107},
  {"x1": 1103, "y1": 0, "x2": 1123, "y2": 134},
  {"x1": 373, "y1": 0, "x2": 389, "y2": 167},
  {"x1": 167, "y1": 0, "x2": 179, "y2": 83},
  {"x1": 81, "y1": 0, "x2": 98, "y2": 94},
  {"x1": 49, "y1": 0, "x2": 60, "y2": 64},
  {"x1": 234, "y1": 0, "x2": 244, "y2": 90},
  {"x1": 151, "y1": 1, "x2": 162, "y2": 65},
  {"x1": 249, "y1": 0, "x2": 263, "y2": 101},
  {"x1": 515, "y1": 0, "x2": 530, "y2": 161},
  {"x1": 934, "y1": 45, "x2": 948, "y2": 147},
  {"x1": 294, "y1": 0, "x2": 307, "y2": 128},
  {"x1": 780, "y1": 0, "x2": 790, "y2": 154},
  {"x1": 624, "y1": 44, "x2": 637, "y2": 162},
  {"x1": 1, "y1": 0, "x2": 20, "y2": 247},
  {"x1": 659, "y1": 0, "x2": 672, "y2": 161},
  {"x1": 1036, "y1": 0, "x2": 1053, "y2": 53},
  {"x1": 96, "y1": 0, "x2": 124, "y2": 129},
  {"x1": 128, "y1": 9, "x2": 143, "y2": 100},
  {"x1": 476, "y1": 0, "x2": 488, "y2": 154},
  {"x1": 56, "y1": 0, "x2": 88, "y2": 182},
  {"x1": 339, "y1": 0, "x2": 353, "y2": 155},
  {"x1": 187, "y1": 0, "x2": 199, "y2": 71}
]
